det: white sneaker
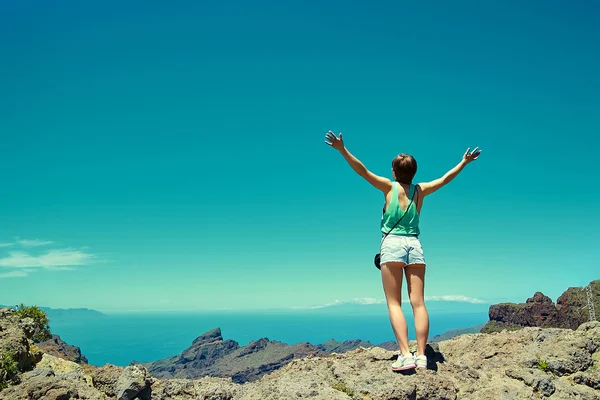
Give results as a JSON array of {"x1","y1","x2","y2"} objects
[
  {"x1": 415, "y1": 354, "x2": 427, "y2": 369},
  {"x1": 391, "y1": 353, "x2": 416, "y2": 371}
]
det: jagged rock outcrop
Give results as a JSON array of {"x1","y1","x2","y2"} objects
[
  {"x1": 1, "y1": 367, "x2": 105, "y2": 400},
  {"x1": 148, "y1": 327, "x2": 240, "y2": 379},
  {"x1": 35, "y1": 334, "x2": 88, "y2": 364},
  {"x1": 0, "y1": 309, "x2": 152, "y2": 399},
  {"x1": 148, "y1": 329, "x2": 326, "y2": 383},
  {"x1": 556, "y1": 280, "x2": 600, "y2": 329},
  {"x1": 1, "y1": 355, "x2": 152, "y2": 400},
  {"x1": 485, "y1": 292, "x2": 559, "y2": 330},
  {"x1": 149, "y1": 331, "x2": 409, "y2": 384},
  {"x1": 0, "y1": 308, "x2": 43, "y2": 388},
  {"x1": 482, "y1": 280, "x2": 600, "y2": 333}
]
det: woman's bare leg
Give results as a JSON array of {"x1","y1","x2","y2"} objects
[
  {"x1": 405, "y1": 264, "x2": 429, "y2": 356},
  {"x1": 381, "y1": 262, "x2": 410, "y2": 355}
]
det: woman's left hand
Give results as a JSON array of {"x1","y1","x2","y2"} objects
[{"x1": 325, "y1": 131, "x2": 344, "y2": 151}]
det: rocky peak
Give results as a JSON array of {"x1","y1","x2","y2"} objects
[
  {"x1": 526, "y1": 292, "x2": 553, "y2": 304},
  {"x1": 148, "y1": 327, "x2": 240, "y2": 378},
  {"x1": 190, "y1": 327, "x2": 223, "y2": 346},
  {"x1": 238, "y1": 338, "x2": 270, "y2": 357}
]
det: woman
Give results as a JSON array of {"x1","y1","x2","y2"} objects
[{"x1": 324, "y1": 131, "x2": 481, "y2": 371}]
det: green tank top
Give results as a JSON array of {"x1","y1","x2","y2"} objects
[{"x1": 380, "y1": 182, "x2": 420, "y2": 236}]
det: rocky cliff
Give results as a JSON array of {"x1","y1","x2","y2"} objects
[
  {"x1": 0, "y1": 308, "x2": 43, "y2": 389},
  {"x1": 482, "y1": 280, "x2": 600, "y2": 333},
  {"x1": 556, "y1": 281, "x2": 600, "y2": 329},
  {"x1": 147, "y1": 328, "x2": 327, "y2": 383},
  {"x1": 35, "y1": 334, "x2": 88, "y2": 364},
  {"x1": 2, "y1": 305, "x2": 600, "y2": 399},
  {"x1": 147, "y1": 330, "x2": 403, "y2": 384}
]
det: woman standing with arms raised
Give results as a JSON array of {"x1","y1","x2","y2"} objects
[{"x1": 324, "y1": 131, "x2": 481, "y2": 371}]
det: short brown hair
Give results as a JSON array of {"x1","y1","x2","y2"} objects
[{"x1": 392, "y1": 154, "x2": 417, "y2": 184}]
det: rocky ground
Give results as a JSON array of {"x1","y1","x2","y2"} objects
[{"x1": 2, "y1": 307, "x2": 600, "y2": 399}]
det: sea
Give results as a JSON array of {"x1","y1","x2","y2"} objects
[{"x1": 47, "y1": 304, "x2": 489, "y2": 366}]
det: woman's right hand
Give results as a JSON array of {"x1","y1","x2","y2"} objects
[{"x1": 462, "y1": 147, "x2": 481, "y2": 164}]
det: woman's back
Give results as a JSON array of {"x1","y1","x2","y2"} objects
[{"x1": 380, "y1": 182, "x2": 421, "y2": 236}]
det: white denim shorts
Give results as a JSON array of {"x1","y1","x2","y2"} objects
[{"x1": 380, "y1": 234, "x2": 426, "y2": 266}]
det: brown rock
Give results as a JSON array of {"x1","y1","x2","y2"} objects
[
  {"x1": 0, "y1": 364, "x2": 105, "y2": 400},
  {"x1": 0, "y1": 309, "x2": 41, "y2": 386},
  {"x1": 482, "y1": 280, "x2": 600, "y2": 333},
  {"x1": 151, "y1": 377, "x2": 240, "y2": 400},
  {"x1": 115, "y1": 364, "x2": 152, "y2": 400},
  {"x1": 488, "y1": 292, "x2": 559, "y2": 327},
  {"x1": 556, "y1": 280, "x2": 600, "y2": 329},
  {"x1": 36, "y1": 335, "x2": 88, "y2": 364},
  {"x1": 91, "y1": 364, "x2": 122, "y2": 397}
]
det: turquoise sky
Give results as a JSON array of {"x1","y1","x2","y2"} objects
[{"x1": 1, "y1": 0, "x2": 598, "y2": 312}]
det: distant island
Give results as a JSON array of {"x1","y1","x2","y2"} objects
[{"x1": 0, "y1": 305, "x2": 106, "y2": 321}]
